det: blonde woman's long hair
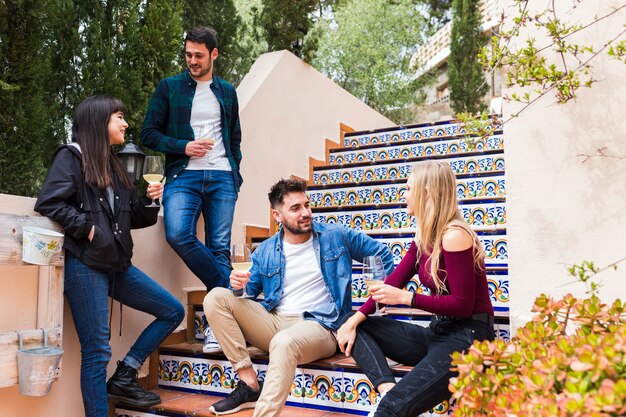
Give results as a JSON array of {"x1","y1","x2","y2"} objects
[{"x1": 408, "y1": 161, "x2": 484, "y2": 294}]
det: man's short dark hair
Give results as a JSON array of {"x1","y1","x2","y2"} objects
[
  {"x1": 268, "y1": 179, "x2": 308, "y2": 208},
  {"x1": 185, "y1": 26, "x2": 218, "y2": 52}
]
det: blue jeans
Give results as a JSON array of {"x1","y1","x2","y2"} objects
[
  {"x1": 350, "y1": 315, "x2": 494, "y2": 417},
  {"x1": 163, "y1": 169, "x2": 236, "y2": 289},
  {"x1": 64, "y1": 254, "x2": 184, "y2": 417}
]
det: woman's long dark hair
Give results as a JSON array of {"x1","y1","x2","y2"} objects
[{"x1": 71, "y1": 96, "x2": 133, "y2": 190}]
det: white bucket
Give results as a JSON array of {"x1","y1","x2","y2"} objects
[{"x1": 22, "y1": 227, "x2": 64, "y2": 265}]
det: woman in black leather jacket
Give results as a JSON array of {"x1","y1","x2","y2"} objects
[{"x1": 35, "y1": 96, "x2": 184, "y2": 417}]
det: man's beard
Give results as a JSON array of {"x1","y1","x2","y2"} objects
[{"x1": 282, "y1": 217, "x2": 312, "y2": 235}]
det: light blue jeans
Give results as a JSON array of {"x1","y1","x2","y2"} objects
[
  {"x1": 163, "y1": 169, "x2": 236, "y2": 290},
  {"x1": 64, "y1": 254, "x2": 184, "y2": 417}
]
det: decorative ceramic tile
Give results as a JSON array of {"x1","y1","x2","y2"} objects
[
  {"x1": 340, "y1": 369, "x2": 384, "y2": 414},
  {"x1": 487, "y1": 270, "x2": 509, "y2": 310},
  {"x1": 195, "y1": 311, "x2": 207, "y2": 340},
  {"x1": 312, "y1": 202, "x2": 506, "y2": 233},
  {"x1": 300, "y1": 367, "x2": 345, "y2": 412},
  {"x1": 331, "y1": 134, "x2": 504, "y2": 166},
  {"x1": 308, "y1": 175, "x2": 505, "y2": 208},
  {"x1": 342, "y1": 121, "x2": 501, "y2": 147},
  {"x1": 159, "y1": 354, "x2": 269, "y2": 396},
  {"x1": 494, "y1": 321, "x2": 511, "y2": 342},
  {"x1": 312, "y1": 154, "x2": 505, "y2": 185}
]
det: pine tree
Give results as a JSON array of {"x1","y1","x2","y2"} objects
[
  {"x1": 0, "y1": 0, "x2": 56, "y2": 196},
  {"x1": 182, "y1": 0, "x2": 251, "y2": 85},
  {"x1": 254, "y1": 0, "x2": 318, "y2": 59},
  {"x1": 448, "y1": 0, "x2": 489, "y2": 115}
]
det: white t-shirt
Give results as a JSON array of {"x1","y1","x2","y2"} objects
[
  {"x1": 275, "y1": 236, "x2": 336, "y2": 316},
  {"x1": 187, "y1": 79, "x2": 231, "y2": 171}
]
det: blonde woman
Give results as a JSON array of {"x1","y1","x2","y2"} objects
[{"x1": 337, "y1": 160, "x2": 495, "y2": 417}]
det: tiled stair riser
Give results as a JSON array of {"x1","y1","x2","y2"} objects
[
  {"x1": 341, "y1": 122, "x2": 501, "y2": 148},
  {"x1": 373, "y1": 233, "x2": 507, "y2": 268},
  {"x1": 157, "y1": 353, "x2": 459, "y2": 417},
  {"x1": 312, "y1": 154, "x2": 505, "y2": 185},
  {"x1": 308, "y1": 175, "x2": 506, "y2": 207},
  {"x1": 311, "y1": 202, "x2": 506, "y2": 233},
  {"x1": 330, "y1": 134, "x2": 503, "y2": 166}
]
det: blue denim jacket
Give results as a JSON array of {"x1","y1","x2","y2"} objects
[{"x1": 245, "y1": 222, "x2": 394, "y2": 330}]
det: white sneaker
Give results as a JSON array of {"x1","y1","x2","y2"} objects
[
  {"x1": 367, "y1": 390, "x2": 387, "y2": 417},
  {"x1": 202, "y1": 325, "x2": 222, "y2": 353}
]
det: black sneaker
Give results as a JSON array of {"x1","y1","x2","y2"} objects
[
  {"x1": 107, "y1": 361, "x2": 161, "y2": 407},
  {"x1": 209, "y1": 380, "x2": 262, "y2": 415}
]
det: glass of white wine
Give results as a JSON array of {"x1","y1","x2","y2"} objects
[
  {"x1": 231, "y1": 243, "x2": 254, "y2": 299},
  {"x1": 362, "y1": 255, "x2": 387, "y2": 316},
  {"x1": 142, "y1": 155, "x2": 164, "y2": 207},
  {"x1": 194, "y1": 122, "x2": 216, "y2": 162}
]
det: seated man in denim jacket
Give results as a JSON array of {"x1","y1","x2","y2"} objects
[{"x1": 203, "y1": 178, "x2": 394, "y2": 417}]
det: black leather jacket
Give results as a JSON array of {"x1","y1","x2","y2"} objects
[{"x1": 35, "y1": 145, "x2": 158, "y2": 272}]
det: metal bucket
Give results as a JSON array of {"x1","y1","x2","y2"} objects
[{"x1": 16, "y1": 329, "x2": 64, "y2": 396}]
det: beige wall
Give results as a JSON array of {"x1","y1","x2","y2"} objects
[
  {"x1": 0, "y1": 194, "x2": 197, "y2": 417},
  {"x1": 232, "y1": 50, "x2": 394, "y2": 243},
  {"x1": 502, "y1": 0, "x2": 626, "y2": 330}
]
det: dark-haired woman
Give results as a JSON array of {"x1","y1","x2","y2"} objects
[{"x1": 35, "y1": 96, "x2": 184, "y2": 417}]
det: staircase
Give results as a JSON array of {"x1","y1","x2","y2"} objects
[{"x1": 115, "y1": 117, "x2": 509, "y2": 417}]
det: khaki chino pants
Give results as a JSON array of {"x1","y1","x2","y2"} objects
[{"x1": 204, "y1": 288, "x2": 337, "y2": 417}]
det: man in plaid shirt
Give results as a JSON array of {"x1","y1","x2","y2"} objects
[{"x1": 141, "y1": 26, "x2": 242, "y2": 353}]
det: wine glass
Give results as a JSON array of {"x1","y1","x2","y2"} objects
[
  {"x1": 231, "y1": 243, "x2": 254, "y2": 299},
  {"x1": 362, "y1": 255, "x2": 387, "y2": 316},
  {"x1": 142, "y1": 155, "x2": 164, "y2": 207},
  {"x1": 194, "y1": 122, "x2": 216, "y2": 162}
]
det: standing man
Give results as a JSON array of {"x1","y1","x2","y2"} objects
[
  {"x1": 203, "y1": 179, "x2": 395, "y2": 416},
  {"x1": 141, "y1": 27, "x2": 242, "y2": 353}
]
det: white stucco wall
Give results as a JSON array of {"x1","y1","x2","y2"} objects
[
  {"x1": 232, "y1": 51, "x2": 394, "y2": 243},
  {"x1": 502, "y1": 0, "x2": 626, "y2": 330}
]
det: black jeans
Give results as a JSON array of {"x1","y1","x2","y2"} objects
[{"x1": 351, "y1": 315, "x2": 494, "y2": 417}]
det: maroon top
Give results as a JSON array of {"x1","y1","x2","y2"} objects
[{"x1": 359, "y1": 241, "x2": 494, "y2": 317}]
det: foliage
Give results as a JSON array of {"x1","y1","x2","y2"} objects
[
  {"x1": 416, "y1": 0, "x2": 452, "y2": 35},
  {"x1": 182, "y1": 0, "x2": 254, "y2": 85},
  {"x1": 0, "y1": 0, "x2": 57, "y2": 196},
  {"x1": 479, "y1": 0, "x2": 626, "y2": 120},
  {"x1": 448, "y1": 0, "x2": 489, "y2": 115},
  {"x1": 449, "y1": 260, "x2": 626, "y2": 417},
  {"x1": 252, "y1": 0, "x2": 318, "y2": 59},
  {"x1": 311, "y1": 0, "x2": 429, "y2": 124}
]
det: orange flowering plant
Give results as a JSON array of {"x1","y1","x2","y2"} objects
[{"x1": 449, "y1": 261, "x2": 626, "y2": 417}]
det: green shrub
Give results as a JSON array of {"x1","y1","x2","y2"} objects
[{"x1": 449, "y1": 268, "x2": 626, "y2": 416}]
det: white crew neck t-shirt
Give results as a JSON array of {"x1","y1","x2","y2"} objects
[
  {"x1": 275, "y1": 236, "x2": 336, "y2": 316},
  {"x1": 187, "y1": 79, "x2": 231, "y2": 171}
]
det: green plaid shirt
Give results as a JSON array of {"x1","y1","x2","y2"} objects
[{"x1": 141, "y1": 71, "x2": 243, "y2": 190}]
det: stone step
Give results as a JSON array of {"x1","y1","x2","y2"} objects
[
  {"x1": 312, "y1": 153, "x2": 505, "y2": 185},
  {"x1": 155, "y1": 343, "x2": 454, "y2": 417},
  {"x1": 329, "y1": 133, "x2": 503, "y2": 166},
  {"x1": 341, "y1": 118, "x2": 501, "y2": 148},
  {"x1": 192, "y1": 307, "x2": 512, "y2": 344},
  {"x1": 114, "y1": 388, "x2": 355, "y2": 417},
  {"x1": 308, "y1": 173, "x2": 506, "y2": 207}
]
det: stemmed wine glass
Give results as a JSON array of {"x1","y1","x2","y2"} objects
[
  {"x1": 142, "y1": 156, "x2": 164, "y2": 207},
  {"x1": 362, "y1": 255, "x2": 387, "y2": 316},
  {"x1": 231, "y1": 243, "x2": 254, "y2": 299}
]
